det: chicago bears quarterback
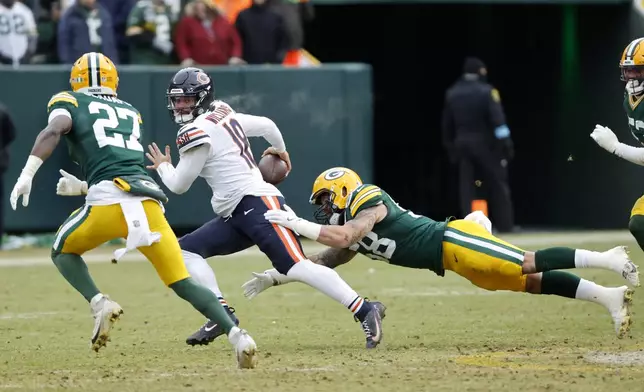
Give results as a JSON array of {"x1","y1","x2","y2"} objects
[
  {"x1": 592, "y1": 37, "x2": 644, "y2": 254},
  {"x1": 143, "y1": 67, "x2": 386, "y2": 349},
  {"x1": 243, "y1": 167, "x2": 639, "y2": 339}
]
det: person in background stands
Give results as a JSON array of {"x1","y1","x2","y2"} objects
[
  {"x1": 174, "y1": 0, "x2": 244, "y2": 66},
  {"x1": 235, "y1": 0, "x2": 288, "y2": 64},
  {"x1": 442, "y1": 57, "x2": 516, "y2": 233}
]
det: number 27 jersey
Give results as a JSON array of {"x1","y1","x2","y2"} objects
[{"x1": 176, "y1": 101, "x2": 282, "y2": 217}]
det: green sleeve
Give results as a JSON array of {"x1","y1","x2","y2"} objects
[
  {"x1": 345, "y1": 184, "x2": 384, "y2": 220},
  {"x1": 127, "y1": 4, "x2": 144, "y2": 28},
  {"x1": 47, "y1": 91, "x2": 78, "y2": 116}
]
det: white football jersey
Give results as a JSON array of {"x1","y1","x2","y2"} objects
[
  {"x1": 0, "y1": 2, "x2": 36, "y2": 62},
  {"x1": 176, "y1": 101, "x2": 283, "y2": 217}
]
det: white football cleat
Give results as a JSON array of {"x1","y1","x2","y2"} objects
[
  {"x1": 606, "y1": 285, "x2": 634, "y2": 339},
  {"x1": 90, "y1": 294, "x2": 124, "y2": 352},
  {"x1": 228, "y1": 327, "x2": 258, "y2": 369},
  {"x1": 604, "y1": 246, "x2": 640, "y2": 287}
]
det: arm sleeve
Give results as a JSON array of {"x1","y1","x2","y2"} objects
[
  {"x1": 47, "y1": 92, "x2": 77, "y2": 123},
  {"x1": 156, "y1": 144, "x2": 209, "y2": 194},
  {"x1": 615, "y1": 143, "x2": 644, "y2": 166},
  {"x1": 345, "y1": 184, "x2": 383, "y2": 220},
  {"x1": 236, "y1": 113, "x2": 286, "y2": 152}
]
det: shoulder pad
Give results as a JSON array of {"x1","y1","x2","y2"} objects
[
  {"x1": 47, "y1": 91, "x2": 78, "y2": 109},
  {"x1": 347, "y1": 184, "x2": 383, "y2": 218},
  {"x1": 176, "y1": 123, "x2": 210, "y2": 153}
]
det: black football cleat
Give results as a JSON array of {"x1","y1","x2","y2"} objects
[
  {"x1": 356, "y1": 300, "x2": 386, "y2": 349},
  {"x1": 186, "y1": 307, "x2": 240, "y2": 346}
]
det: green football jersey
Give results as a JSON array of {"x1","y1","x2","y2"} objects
[
  {"x1": 344, "y1": 184, "x2": 449, "y2": 276},
  {"x1": 47, "y1": 91, "x2": 154, "y2": 187},
  {"x1": 127, "y1": 0, "x2": 174, "y2": 65},
  {"x1": 623, "y1": 92, "x2": 644, "y2": 144}
]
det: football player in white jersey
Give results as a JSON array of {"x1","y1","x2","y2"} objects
[{"x1": 143, "y1": 67, "x2": 386, "y2": 349}]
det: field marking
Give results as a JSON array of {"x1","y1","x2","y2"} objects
[
  {"x1": 454, "y1": 345, "x2": 644, "y2": 372},
  {"x1": 0, "y1": 230, "x2": 637, "y2": 269},
  {"x1": 0, "y1": 311, "x2": 66, "y2": 320}
]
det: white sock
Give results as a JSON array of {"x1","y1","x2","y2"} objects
[
  {"x1": 227, "y1": 326, "x2": 242, "y2": 344},
  {"x1": 182, "y1": 250, "x2": 226, "y2": 305},
  {"x1": 574, "y1": 249, "x2": 614, "y2": 270},
  {"x1": 286, "y1": 260, "x2": 366, "y2": 315},
  {"x1": 575, "y1": 278, "x2": 611, "y2": 308}
]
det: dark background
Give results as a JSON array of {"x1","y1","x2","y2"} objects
[{"x1": 305, "y1": 3, "x2": 637, "y2": 229}]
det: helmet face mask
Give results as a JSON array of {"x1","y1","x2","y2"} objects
[
  {"x1": 312, "y1": 192, "x2": 345, "y2": 225},
  {"x1": 309, "y1": 167, "x2": 363, "y2": 225},
  {"x1": 166, "y1": 67, "x2": 214, "y2": 125},
  {"x1": 620, "y1": 38, "x2": 644, "y2": 96}
]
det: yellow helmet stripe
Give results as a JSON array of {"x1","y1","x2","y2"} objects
[{"x1": 626, "y1": 38, "x2": 644, "y2": 61}]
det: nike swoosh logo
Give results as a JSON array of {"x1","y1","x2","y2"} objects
[
  {"x1": 204, "y1": 323, "x2": 218, "y2": 332},
  {"x1": 244, "y1": 209, "x2": 254, "y2": 215}
]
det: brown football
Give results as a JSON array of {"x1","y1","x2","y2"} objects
[{"x1": 258, "y1": 154, "x2": 289, "y2": 185}]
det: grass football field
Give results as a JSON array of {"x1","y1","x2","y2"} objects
[{"x1": 1, "y1": 231, "x2": 644, "y2": 391}]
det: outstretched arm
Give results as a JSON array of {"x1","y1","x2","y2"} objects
[
  {"x1": 591, "y1": 124, "x2": 644, "y2": 165},
  {"x1": 241, "y1": 247, "x2": 358, "y2": 300},
  {"x1": 11, "y1": 115, "x2": 72, "y2": 209},
  {"x1": 309, "y1": 247, "x2": 358, "y2": 268},
  {"x1": 32, "y1": 115, "x2": 72, "y2": 160},
  {"x1": 264, "y1": 204, "x2": 387, "y2": 249},
  {"x1": 146, "y1": 143, "x2": 209, "y2": 194}
]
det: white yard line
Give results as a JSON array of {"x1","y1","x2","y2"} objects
[{"x1": 0, "y1": 230, "x2": 635, "y2": 268}]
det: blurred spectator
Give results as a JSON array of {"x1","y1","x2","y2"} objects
[
  {"x1": 57, "y1": 0, "x2": 119, "y2": 64},
  {"x1": 0, "y1": 102, "x2": 16, "y2": 247},
  {"x1": 235, "y1": 0, "x2": 287, "y2": 64},
  {"x1": 0, "y1": 0, "x2": 37, "y2": 66},
  {"x1": 268, "y1": 0, "x2": 312, "y2": 65},
  {"x1": 33, "y1": 0, "x2": 61, "y2": 64},
  {"x1": 126, "y1": 0, "x2": 174, "y2": 64},
  {"x1": 58, "y1": 0, "x2": 134, "y2": 62},
  {"x1": 442, "y1": 57, "x2": 515, "y2": 233},
  {"x1": 96, "y1": 0, "x2": 135, "y2": 64},
  {"x1": 212, "y1": 0, "x2": 250, "y2": 23},
  {"x1": 174, "y1": 0, "x2": 244, "y2": 66}
]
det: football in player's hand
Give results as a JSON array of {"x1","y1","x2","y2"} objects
[{"x1": 258, "y1": 154, "x2": 289, "y2": 185}]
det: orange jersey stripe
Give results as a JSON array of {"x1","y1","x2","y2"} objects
[{"x1": 261, "y1": 196, "x2": 305, "y2": 262}]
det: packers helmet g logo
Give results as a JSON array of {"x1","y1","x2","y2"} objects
[{"x1": 324, "y1": 170, "x2": 346, "y2": 181}]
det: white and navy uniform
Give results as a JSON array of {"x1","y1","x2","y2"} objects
[
  {"x1": 0, "y1": 2, "x2": 36, "y2": 65},
  {"x1": 156, "y1": 101, "x2": 306, "y2": 274}
]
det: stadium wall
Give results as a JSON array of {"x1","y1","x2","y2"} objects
[
  {"x1": 1, "y1": 65, "x2": 373, "y2": 233},
  {"x1": 305, "y1": 3, "x2": 637, "y2": 229}
]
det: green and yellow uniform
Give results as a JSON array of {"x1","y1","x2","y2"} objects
[
  {"x1": 126, "y1": 0, "x2": 174, "y2": 65},
  {"x1": 47, "y1": 89, "x2": 187, "y2": 286},
  {"x1": 345, "y1": 184, "x2": 527, "y2": 292}
]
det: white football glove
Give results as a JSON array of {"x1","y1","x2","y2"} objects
[
  {"x1": 264, "y1": 204, "x2": 301, "y2": 233},
  {"x1": 241, "y1": 271, "x2": 278, "y2": 300},
  {"x1": 464, "y1": 210, "x2": 492, "y2": 234},
  {"x1": 591, "y1": 124, "x2": 619, "y2": 153},
  {"x1": 56, "y1": 169, "x2": 88, "y2": 196},
  {"x1": 10, "y1": 175, "x2": 33, "y2": 210}
]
